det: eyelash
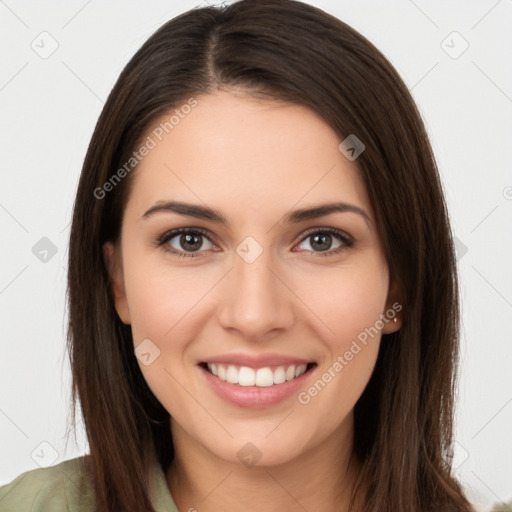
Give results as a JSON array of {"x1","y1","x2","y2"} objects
[{"x1": 156, "y1": 227, "x2": 354, "y2": 259}]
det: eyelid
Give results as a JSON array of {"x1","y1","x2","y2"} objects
[
  {"x1": 294, "y1": 226, "x2": 353, "y2": 245},
  {"x1": 157, "y1": 226, "x2": 216, "y2": 246}
]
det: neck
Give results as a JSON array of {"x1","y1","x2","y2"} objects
[{"x1": 166, "y1": 414, "x2": 362, "y2": 512}]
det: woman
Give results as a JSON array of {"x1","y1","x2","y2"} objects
[{"x1": 0, "y1": 0, "x2": 475, "y2": 510}]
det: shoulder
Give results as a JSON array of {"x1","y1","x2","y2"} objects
[{"x1": 0, "y1": 455, "x2": 95, "y2": 512}]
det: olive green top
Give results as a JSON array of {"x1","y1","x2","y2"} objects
[{"x1": 0, "y1": 453, "x2": 179, "y2": 511}]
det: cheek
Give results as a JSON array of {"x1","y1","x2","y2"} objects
[
  {"x1": 293, "y1": 260, "x2": 387, "y2": 414},
  {"x1": 296, "y1": 258, "x2": 388, "y2": 347},
  {"x1": 123, "y1": 253, "x2": 216, "y2": 344},
  {"x1": 122, "y1": 257, "x2": 217, "y2": 409},
  {"x1": 123, "y1": 259, "x2": 206, "y2": 424}
]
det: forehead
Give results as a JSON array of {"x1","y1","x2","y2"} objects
[{"x1": 124, "y1": 90, "x2": 371, "y2": 224}]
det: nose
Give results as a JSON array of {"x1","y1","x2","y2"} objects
[{"x1": 217, "y1": 242, "x2": 295, "y2": 339}]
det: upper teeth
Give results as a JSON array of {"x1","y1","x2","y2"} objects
[{"x1": 207, "y1": 363, "x2": 308, "y2": 387}]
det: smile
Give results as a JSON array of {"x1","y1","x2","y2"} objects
[
  {"x1": 197, "y1": 354, "x2": 318, "y2": 407},
  {"x1": 203, "y1": 362, "x2": 313, "y2": 387}
]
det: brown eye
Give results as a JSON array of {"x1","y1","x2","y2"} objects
[
  {"x1": 295, "y1": 228, "x2": 353, "y2": 256},
  {"x1": 158, "y1": 228, "x2": 215, "y2": 257}
]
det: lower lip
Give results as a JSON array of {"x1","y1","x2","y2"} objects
[{"x1": 198, "y1": 364, "x2": 316, "y2": 408}]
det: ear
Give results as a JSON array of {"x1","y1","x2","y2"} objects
[
  {"x1": 103, "y1": 241, "x2": 131, "y2": 325},
  {"x1": 381, "y1": 274, "x2": 403, "y2": 334}
]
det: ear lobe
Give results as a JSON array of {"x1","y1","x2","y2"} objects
[
  {"x1": 381, "y1": 312, "x2": 402, "y2": 334},
  {"x1": 102, "y1": 241, "x2": 131, "y2": 325},
  {"x1": 381, "y1": 276, "x2": 404, "y2": 334}
]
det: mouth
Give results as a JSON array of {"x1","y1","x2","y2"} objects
[{"x1": 199, "y1": 361, "x2": 317, "y2": 387}]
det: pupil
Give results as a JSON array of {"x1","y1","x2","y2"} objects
[
  {"x1": 312, "y1": 233, "x2": 331, "y2": 251},
  {"x1": 182, "y1": 233, "x2": 201, "y2": 251}
]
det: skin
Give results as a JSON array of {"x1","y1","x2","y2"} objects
[{"x1": 103, "y1": 89, "x2": 402, "y2": 512}]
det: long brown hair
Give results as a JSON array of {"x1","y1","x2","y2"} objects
[{"x1": 66, "y1": 1, "x2": 474, "y2": 510}]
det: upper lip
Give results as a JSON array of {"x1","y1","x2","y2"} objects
[{"x1": 199, "y1": 352, "x2": 314, "y2": 369}]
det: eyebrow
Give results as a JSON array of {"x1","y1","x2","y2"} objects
[{"x1": 141, "y1": 200, "x2": 371, "y2": 226}]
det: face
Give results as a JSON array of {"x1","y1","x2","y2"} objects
[{"x1": 104, "y1": 89, "x2": 401, "y2": 468}]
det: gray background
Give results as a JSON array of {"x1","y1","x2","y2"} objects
[{"x1": 1, "y1": 1, "x2": 511, "y2": 510}]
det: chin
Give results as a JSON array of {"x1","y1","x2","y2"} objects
[{"x1": 208, "y1": 429, "x2": 314, "y2": 469}]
